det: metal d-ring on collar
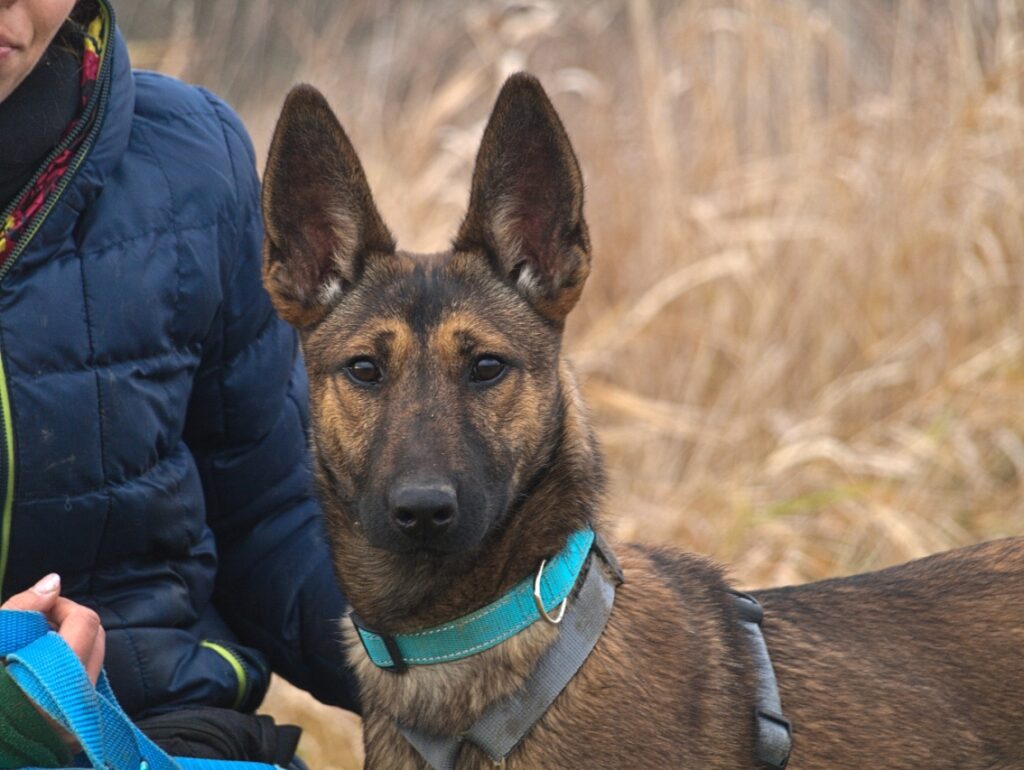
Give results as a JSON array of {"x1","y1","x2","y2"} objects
[{"x1": 533, "y1": 558, "x2": 567, "y2": 624}]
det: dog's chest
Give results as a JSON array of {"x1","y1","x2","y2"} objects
[
  {"x1": 342, "y1": 613, "x2": 558, "y2": 735},
  {"x1": 342, "y1": 546, "x2": 761, "y2": 770}
]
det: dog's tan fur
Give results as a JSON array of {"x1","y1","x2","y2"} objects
[{"x1": 262, "y1": 74, "x2": 1024, "y2": 769}]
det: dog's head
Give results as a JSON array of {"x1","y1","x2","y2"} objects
[{"x1": 261, "y1": 74, "x2": 590, "y2": 562}]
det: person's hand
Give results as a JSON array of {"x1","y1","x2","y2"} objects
[{"x1": 1, "y1": 573, "x2": 105, "y2": 684}]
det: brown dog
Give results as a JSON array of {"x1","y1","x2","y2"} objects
[{"x1": 260, "y1": 73, "x2": 1024, "y2": 769}]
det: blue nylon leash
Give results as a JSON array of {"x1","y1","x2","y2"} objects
[
  {"x1": 0, "y1": 609, "x2": 282, "y2": 770},
  {"x1": 7, "y1": 633, "x2": 141, "y2": 770},
  {"x1": 351, "y1": 528, "x2": 596, "y2": 669}
]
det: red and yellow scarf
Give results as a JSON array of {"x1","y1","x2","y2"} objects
[{"x1": 0, "y1": 13, "x2": 108, "y2": 268}]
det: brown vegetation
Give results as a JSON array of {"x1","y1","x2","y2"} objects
[{"x1": 122, "y1": 1, "x2": 1024, "y2": 766}]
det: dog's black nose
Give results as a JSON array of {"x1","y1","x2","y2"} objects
[{"x1": 390, "y1": 483, "x2": 457, "y2": 542}]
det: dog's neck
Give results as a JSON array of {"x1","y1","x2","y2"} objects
[{"x1": 325, "y1": 361, "x2": 606, "y2": 634}]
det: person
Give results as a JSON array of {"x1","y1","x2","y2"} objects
[
  {"x1": 0, "y1": 575, "x2": 104, "y2": 764},
  {"x1": 0, "y1": 0, "x2": 358, "y2": 762}
]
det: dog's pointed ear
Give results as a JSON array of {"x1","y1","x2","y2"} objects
[
  {"x1": 454, "y1": 73, "x2": 590, "y2": 324},
  {"x1": 262, "y1": 84, "x2": 395, "y2": 329}
]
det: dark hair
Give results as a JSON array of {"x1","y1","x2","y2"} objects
[
  {"x1": 57, "y1": 0, "x2": 102, "y2": 51},
  {"x1": 70, "y1": 0, "x2": 101, "y2": 25}
]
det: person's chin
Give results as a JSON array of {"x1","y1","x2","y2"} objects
[{"x1": 0, "y1": 48, "x2": 35, "y2": 104}]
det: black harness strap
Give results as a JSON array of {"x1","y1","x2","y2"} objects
[{"x1": 732, "y1": 591, "x2": 793, "y2": 770}]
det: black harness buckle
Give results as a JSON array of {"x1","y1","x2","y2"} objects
[
  {"x1": 755, "y1": 709, "x2": 792, "y2": 769},
  {"x1": 350, "y1": 611, "x2": 409, "y2": 674},
  {"x1": 731, "y1": 590, "x2": 765, "y2": 624},
  {"x1": 592, "y1": 532, "x2": 626, "y2": 585}
]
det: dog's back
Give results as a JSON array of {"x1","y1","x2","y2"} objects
[
  {"x1": 756, "y1": 537, "x2": 1024, "y2": 768},
  {"x1": 525, "y1": 537, "x2": 1024, "y2": 769}
]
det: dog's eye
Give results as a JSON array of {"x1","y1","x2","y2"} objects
[
  {"x1": 471, "y1": 356, "x2": 506, "y2": 383},
  {"x1": 345, "y1": 357, "x2": 383, "y2": 385}
]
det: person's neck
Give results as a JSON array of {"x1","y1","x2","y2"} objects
[{"x1": 0, "y1": 40, "x2": 81, "y2": 210}]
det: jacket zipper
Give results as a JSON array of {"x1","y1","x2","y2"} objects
[
  {"x1": 0, "y1": 3, "x2": 114, "y2": 600},
  {"x1": 0, "y1": 355, "x2": 13, "y2": 601},
  {"x1": 0, "y1": 9, "x2": 113, "y2": 283}
]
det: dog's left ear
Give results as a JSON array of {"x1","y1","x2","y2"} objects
[{"x1": 455, "y1": 73, "x2": 590, "y2": 324}]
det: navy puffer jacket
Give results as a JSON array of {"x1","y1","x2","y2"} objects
[{"x1": 0, "y1": 1, "x2": 356, "y2": 717}]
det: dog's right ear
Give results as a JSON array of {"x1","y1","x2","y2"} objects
[{"x1": 262, "y1": 85, "x2": 394, "y2": 329}]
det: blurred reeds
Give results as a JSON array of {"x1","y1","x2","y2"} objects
[{"x1": 121, "y1": 1, "x2": 1024, "y2": 766}]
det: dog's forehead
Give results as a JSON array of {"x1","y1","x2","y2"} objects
[
  {"x1": 313, "y1": 249, "x2": 538, "y2": 349},
  {"x1": 380, "y1": 250, "x2": 503, "y2": 327}
]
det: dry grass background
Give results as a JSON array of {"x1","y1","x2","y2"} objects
[{"x1": 118, "y1": 0, "x2": 1024, "y2": 766}]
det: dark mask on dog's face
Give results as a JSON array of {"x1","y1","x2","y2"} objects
[{"x1": 260, "y1": 74, "x2": 590, "y2": 557}]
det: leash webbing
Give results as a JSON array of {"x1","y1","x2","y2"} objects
[{"x1": 0, "y1": 609, "x2": 281, "y2": 770}]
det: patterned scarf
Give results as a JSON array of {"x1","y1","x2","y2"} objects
[{"x1": 0, "y1": 12, "x2": 108, "y2": 269}]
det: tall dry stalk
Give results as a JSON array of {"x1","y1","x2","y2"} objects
[{"x1": 119, "y1": 1, "x2": 1024, "y2": 766}]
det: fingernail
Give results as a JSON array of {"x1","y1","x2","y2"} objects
[{"x1": 31, "y1": 573, "x2": 60, "y2": 596}]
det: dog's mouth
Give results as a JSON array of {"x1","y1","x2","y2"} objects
[
  {"x1": 381, "y1": 538, "x2": 472, "y2": 557},
  {"x1": 355, "y1": 487, "x2": 506, "y2": 558},
  {"x1": 366, "y1": 520, "x2": 493, "y2": 557}
]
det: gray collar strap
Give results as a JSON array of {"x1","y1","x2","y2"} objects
[
  {"x1": 398, "y1": 536, "x2": 623, "y2": 769},
  {"x1": 732, "y1": 591, "x2": 793, "y2": 770}
]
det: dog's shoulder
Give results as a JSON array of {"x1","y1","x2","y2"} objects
[
  {"x1": 608, "y1": 541, "x2": 744, "y2": 658},
  {"x1": 534, "y1": 541, "x2": 756, "y2": 769}
]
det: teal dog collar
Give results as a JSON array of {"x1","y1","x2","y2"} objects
[{"x1": 352, "y1": 529, "x2": 596, "y2": 671}]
